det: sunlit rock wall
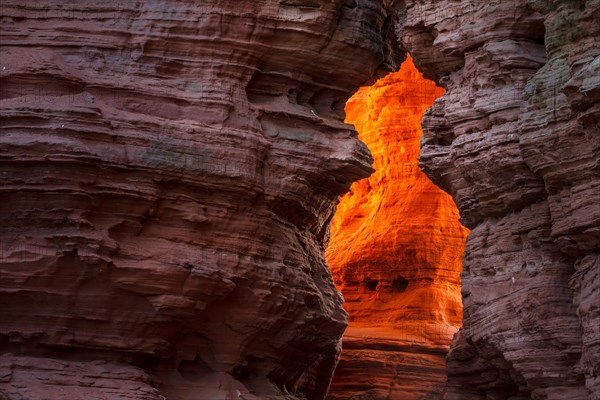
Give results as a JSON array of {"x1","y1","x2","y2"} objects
[{"x1": 326, "y1": 56, "x2": 469, "y2": 400}]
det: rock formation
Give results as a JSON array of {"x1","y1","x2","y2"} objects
[
  {"x1": 0, "y1": 2, "x2": 402, "y2": 399},
  {"x1": 1, "y1": 0, "x2": 598, "y2": 399},
  {"x1": 399, "y1": 0, "x2": 599, "y2": 398},
  {"x1": 326, "y1": 56, "x2": 468, "y2": 399}
]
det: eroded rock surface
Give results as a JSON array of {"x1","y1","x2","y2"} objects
[
  {"x1": 0, "y1": 2, "x2": 401, "y2": 399},
  {"x1": 326, "y1": 56, "x2": 468, "y2": 399},
  {"x1": 2, "y1": 0, "x2": 598, "y2": 398},
  {"x1": 400, "y1": 0, "x2": 599, "y2": 398}
]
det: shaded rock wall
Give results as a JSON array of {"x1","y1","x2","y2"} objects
[
  {"x1": 399, "y1": 0, "x2": 599, "y2": 399},
  {"x1": 0, "y1": 1, "x2": 402, "y2": 399},
  {"x1": 2, "y1": 1, "x2": 598, "y2": 399},
  {"x1": 325, "y1": 56, "x2": 468, "y2": 399}
]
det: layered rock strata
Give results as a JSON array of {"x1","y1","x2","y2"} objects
[
  {"x1": 2, "y1": 1, "x2": 598, "y2": 399},
  {"x1": 326, "y1": 56, "x2": 469, "y2": 399},
  {"x1": 400, "y1": 0, "x2": 599, "y2": 398},
  {"x1": 0, "y1": 2, "x2": 402, "y2": 399}
]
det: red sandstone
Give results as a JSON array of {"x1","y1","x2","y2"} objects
[{"x1": 326, "y1": 56, "x2": 468, "y2": 399}]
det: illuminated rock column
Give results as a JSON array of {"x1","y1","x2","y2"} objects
[{"x1": 326, "y1": 56, "x2": 469, "y2": 399}]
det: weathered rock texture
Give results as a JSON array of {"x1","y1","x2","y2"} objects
[
  {"x1": 326, "y1": 56, "x2": 469, "y2": 399},
  {"x1": 2, "y1": 0, "x2": 599, "y2": 398},
  {"x1": 0, "y1": 2, "x2": 402, "y2": 399},
  {"x1": 399, "y1": 0, "x2": 599, "y2": 399}
]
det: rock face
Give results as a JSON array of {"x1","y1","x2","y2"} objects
[
  {"x1": 325, "y1": 56, "x2": 468, "y2": 399},
  {"x1": 399, "y1": 0, "x2": 600, "y2": 399},
  {"x1": 2, "y1": 1, "x2": 598, "y2": 399},
  {"x1": 0, "y1": 2, "x2": 402, "y2": 399}
]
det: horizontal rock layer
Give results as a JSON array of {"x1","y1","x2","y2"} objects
[
  {"x1": 3, "y1": 0, "x2": 597, "y2": 398},
  {"x1": 0, "y1": 1, "x2": 402, "y2": 399},
  {"x1": 400, "y1": 0, "x2": 599, "y2": 399},
  {"x1": 326, "y1": 56, "x2": 468, "y2": 399},
  {"x1": 327, "y1": 327, "x2": 449, "y2": 400}
]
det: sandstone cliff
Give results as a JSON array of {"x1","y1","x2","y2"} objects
[
  {"x1": 0, "y1": 2, "x2": 401, "y2": 399},
  {"x1": 1, "y1": 0, "x2": 598, "y2": 399},
  {"x1": 400, "y1": 0, "x2": 599, "y2": 398},
  {"x1": 326, "y1": 56, "x2": 468, "y2": 399}
]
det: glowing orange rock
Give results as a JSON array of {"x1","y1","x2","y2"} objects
[{"x1": 326, "y1": 56, "x2": 469, "y2": 399}]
